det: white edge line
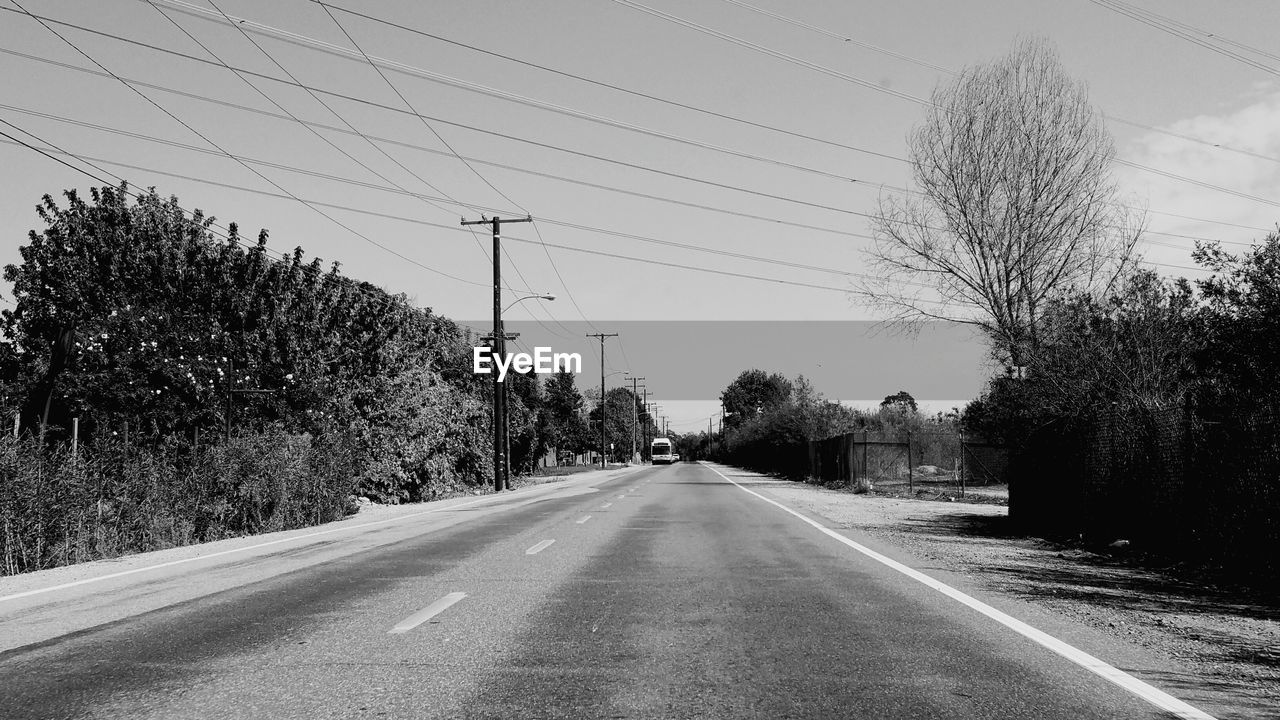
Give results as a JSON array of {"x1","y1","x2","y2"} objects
[
  {"x1": 388, "y1": 591, "x2": 467, "y2": 634},
  {"x1": 576, "y1": 515, "x2": 592, "y2": 524},
  {"x1": 525, "y1": 539, "x2": 556, "y2": 555},
  {"x1": 0, "y1": 485, "x2": 550, "y2": 604},
  {"x1": 602, "y1": 502, "x2": 613, "y2": 508},
  {"x1": 700, "y1": 462, "x2": 1216, "y2": 720}
]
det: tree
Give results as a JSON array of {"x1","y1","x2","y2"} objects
[
  {"x1": 542, "y1": 370, "x2": 587, "y2": 461},
  {"x1": 1193, "y1": 232, "x2": 1280, "y2": 411},
  {"x1": 720, "y1": 369, "x2": 792, "y2": 428},
  {"x1": 864, "y1": 38, "x2": 1142, "y2": 366},
  {"x1": 587, "y1": 387, "x2": 640, "y2": 462},
  {"x1": 1, "y1": 184, "x2": 496, "y2": 496},
  {"x1": 880, "y1": 390, "x2": 918, "y2": 414}
]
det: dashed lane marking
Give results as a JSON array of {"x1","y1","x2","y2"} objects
[
  {"x1": 525, "y1": 539, "x2": 556, "y2": 555},
  {"x1": 388, "y1": 592, "x2": 467, "y2": 634}
]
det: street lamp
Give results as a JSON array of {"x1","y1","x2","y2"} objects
[{"x1": 503, "y1": 293, "x2": 555, "y2": 313}]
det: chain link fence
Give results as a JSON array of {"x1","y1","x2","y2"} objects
[{"x1": 808, "y1": 430, "x2": 1008, "y2": 502}]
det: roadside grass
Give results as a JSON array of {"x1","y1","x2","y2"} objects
[{"x1": 530, "y1": 465, "x2": 600, "y2": 478}]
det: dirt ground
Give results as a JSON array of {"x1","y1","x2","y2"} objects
[{"x1": 726, "y1": 470, "x2": 1280, "y2": 718}]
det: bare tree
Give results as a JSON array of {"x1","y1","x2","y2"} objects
[{"x1": 863, "y1": 38, "x2": 1143, "y2": 365}]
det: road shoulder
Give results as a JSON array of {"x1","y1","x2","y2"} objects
[{"x1": 706, "y1": 463, "x2": 1279, "y2": 720}]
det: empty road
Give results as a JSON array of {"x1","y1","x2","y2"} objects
[{"x1": 0, "y1": 462, "x2": 1213, "y2": 719}]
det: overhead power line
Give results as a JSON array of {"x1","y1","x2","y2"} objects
[
  {"x1": 314, "y1": 1, "x2": 527, "y2": 214},
  {"x1": 306, "y1": 0, "x2": 574, "y2": 338},
  {"x1": 5, "y1": 47, "x2": 1262, "y2": 247},
  {"x1": 4, "y1": 7, "x2": 1273, "y2": 221},
  {"x1": 607, "y1": 0, "x2": 935, "y2": 107},
  {"x1": 8, "y1": 131, "x2": 1209, "y2": 283},
  {"x1": 715, "y1": 0, "x2": 1280, "y2": 169},
  {"x1": 1088, "y1": 0, "x2": 1280, "y2": 78},
  {"x1": 600, "y1": 0, "x2": 1280, "y2": 207},
  {"x1": 4, "y1": 99, "x2": 1255, "y2": 257},
  {"x1": 5, "y1": 0, "x2": 491, "y2": 290},
  {"x1": 0, "y1": 136, "x2": 890, "y2": 281},
  {"x1": 153, "y1": 0, "x2": 574, "y2": 333},
  {"x1": 0, "y1": 116, "x2": 499, "y2": 332},
  {"x1": 311, "y1": 0, "x2": 906, "y2": 164},
  {"x1": 73, "y1": 2, "x2": 875, "y2": 187}
]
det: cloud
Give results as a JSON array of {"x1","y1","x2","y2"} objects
[{"x1": 1116, "y1": 88, "x2": 1280, "y2": 263}]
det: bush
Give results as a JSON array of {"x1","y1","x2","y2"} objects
[{"x1": 0, "y1": 426, "x2": 358, "y2": 575}]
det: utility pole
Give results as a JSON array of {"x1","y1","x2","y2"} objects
[
  {"x1": 640, "y1": 388, "x2": 649, "y2": 461},
  {"x1": 462, "y1": 214, "x2": 531, "y2": 492},
  {"x1": 630, "y1": 376, "x2": 644, "y2": 463},
  {"x1": 481, "y1": 331, "x2": 520, "y2": 489},
  {"x1": 586, "y1": 332, "x2": 618, "y2": 468}
]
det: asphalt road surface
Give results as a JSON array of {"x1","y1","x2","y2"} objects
[{"x1": 0, "y1": 462, "x2": 1214, "y2": 719}]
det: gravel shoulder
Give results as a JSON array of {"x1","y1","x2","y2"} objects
[{"x1": 716, "y1": 464, "x2": 1279, "y2": 719}]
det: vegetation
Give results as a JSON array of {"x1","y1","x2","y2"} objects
[
  {"x1": 0, "y1": 185, "x2": 655, "y2": 574},
  {"x1": 706, "y1": 370, "x2": 959, "y2": 477}
]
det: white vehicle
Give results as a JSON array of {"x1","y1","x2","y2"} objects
[{"x1": 651, "y1": 437, "x2": 675, "y2": 465}]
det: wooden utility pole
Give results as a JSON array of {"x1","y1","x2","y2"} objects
[
  {"x1": 462, "y1": 215, "x2": 531, "y2": 492},
  {"x1": 640, "y1": 389, "x2": 649, "y2": 461},
  {"x1": 586, "y1": 333, "x2": 618, "y2": 468},
  {"x1": 630, "y1": 376, "x2": 644, "y2": 463}
]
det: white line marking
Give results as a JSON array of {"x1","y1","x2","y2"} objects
[
  {"x1": 525, "y1": 539, "x2": 556, "y2": 555},
  {"x1": 388, "y1": 592, "x2": 467, "y2": 634},
  {"x1": 701, "y1": 462, "x2": 1216, "y2": 720},
  {"x1": 0, "y1": 490, "x2": 518, "y2": 604},
  {"x1": 617, "y1": 494, "x2": 626, "y2": 499},
  {"x1": 576, "y1": 515, "x2": 592, "y2": 524},
  {"x1": 602, "y1": 502, "x2": 613, "y2": 508}
]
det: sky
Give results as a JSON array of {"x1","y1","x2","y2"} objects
[{"x1": 1, "y1": 0, "x2": 1278, "y2": 432}]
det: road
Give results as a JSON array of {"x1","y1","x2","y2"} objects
[{"x1": 0, "y1": 462, "x2": 1213, "y2": 719}]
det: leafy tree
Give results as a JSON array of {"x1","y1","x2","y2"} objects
[
  {"x1": 964, "y1": 268, "x2": 1199, "y2": 441},
  {"x1": 864, "y1": 38, "x2": 1141, "y2": 366},
  {"x1": 2, "y1": 184, "x2": 491, "y2": 496},
  {"x1": 543, "y1": 370, "x2": 587, "y2": 461},
  {"x1": 587, "y1": 386, "x2": 642, "y2": 462},
  {"x1": 1193, "y1": 232, "x2": 1280, "y2": 411},
  {"x1": 880, "y1": 391, "x2": 918, "y2": 414},
  {"x1": 720, "y1": 369, "x2": 793, "y2": 428}
]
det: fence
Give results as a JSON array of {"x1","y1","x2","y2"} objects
[
  {"x1": 1012, "y1": 403, "x2": 1280, "y2": 575},
  {"x1": 807, "y1": 430, "x2": 1008, "y2": 500}
]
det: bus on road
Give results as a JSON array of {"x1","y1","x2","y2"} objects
[{"x1": 651, "y1": 437, "x2": 675, "y2": 465}]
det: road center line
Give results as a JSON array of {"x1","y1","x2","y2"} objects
[
  {"x1": 576, "y1": 515, "x2": 592, "y2": 524},
  {"x1": 525, "y1": 539, "x2": 556, "y2": 555},
  {"x1": 388, "y1": 592, "x2": 467, "y2": 634},
  {"x1": 701, "y1": 462, "x2": 1216, "y2": 720}
]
